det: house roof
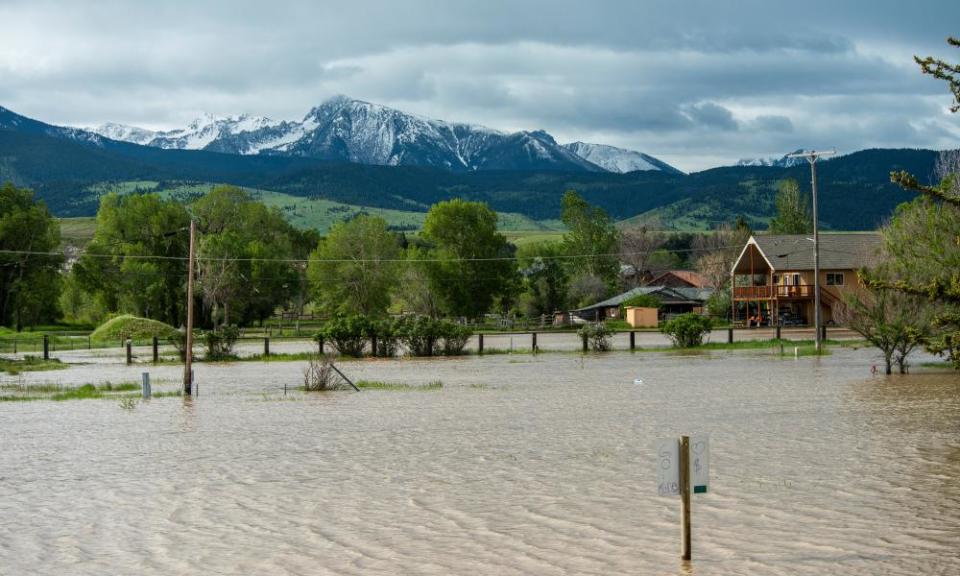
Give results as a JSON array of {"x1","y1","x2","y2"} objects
[
  {"x1": 733, "y1": 233, "x2": 883, "y2": 273},
  {"x1": 649, "y1": 269, "x2": 709, "y2": 288},
  {"x1": 574, "y1": 285, "x2": 714, "y2": 312}
]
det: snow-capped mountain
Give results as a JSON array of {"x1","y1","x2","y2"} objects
[
  {"x1": 562, "y1": 142, "x2": 684, "y2": 175},
  {"x1": 86, "y1": 96, "x2": 679, "y2": 174},
  {"x1": 735, "y1": 150, "x2": 807, "y2": 168},
  {"x1": 1, "y1": 105, "x2": 106, "y2": 146}
]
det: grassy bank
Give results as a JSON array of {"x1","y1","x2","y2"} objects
[{"x1": 0, "y1": 356, "x2": 67, "y2": 375}]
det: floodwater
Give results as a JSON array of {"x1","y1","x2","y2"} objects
[{"x1": 1, "y1": 348, "x2": 958, "y2": 575}]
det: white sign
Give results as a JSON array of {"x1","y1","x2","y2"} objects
[
  {"x1": 656, "y1": 439, "x2": 680, "y2": 496},
  {"x1": 656, "y1": 436, "x2": 709, "y2": 496},
  {"x1": 691, "y1": 435, "x2": 709, "y2": 494}
]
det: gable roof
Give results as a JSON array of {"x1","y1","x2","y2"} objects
[
  {"x1": 648, "y1": 270, "x2": 708, "y2": 288},
  {"x1": 574, "y1": 285, "x2": 714, "y2": 312},
  {"x1": 735, "y1": 233, "x2": 883, "y2": 273}
]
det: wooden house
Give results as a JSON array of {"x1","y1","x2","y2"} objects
[{"x1": 730, "y1": 233, "x2": 882, "y2": 326}]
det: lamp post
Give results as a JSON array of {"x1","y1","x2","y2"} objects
[{"x1": 786, "y1": 149, "x2": 835, "y2": 353}]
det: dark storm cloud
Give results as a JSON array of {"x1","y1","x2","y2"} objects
[{"x1": 0, "y1": 0, "x2": 958, "y2": 170}]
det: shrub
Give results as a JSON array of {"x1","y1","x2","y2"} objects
[
  {"x1": 578, "y1": 322, "x2": 616, "y2": 351},
  {"x1": 661, "y1": 313, "x2": 713, "y2": 348},
  {"x1": 369, "y1": 318, "x2": 400, "y2": 357},
  {"x1": 395, "y1": 315, "x2": 440, "y2": 356},
  {"x1": 303, "y1": 354, "x2": 346, "y2": 391},
  {"x1": 319, "y1": 314, "x2": 371, "y2": 357},
  {"x1": 438, "y1": 321, "x2": 472, "y2": 355},
  {"x1": 169, "y1": 329, "x2": 189, "y2": 361},
  {"x1": 203, "y1": 324, "x2": 239, "y2": 360}
]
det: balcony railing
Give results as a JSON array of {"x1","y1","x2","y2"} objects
[{"x1": 734, "y1": 285, "x2": 814, "y2": 299}]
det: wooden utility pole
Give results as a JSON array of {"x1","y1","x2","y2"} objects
[
  {"x1": 183, "y1": 219, "x2": 196, "y2": 395},
  {"x1": 679, "y1": 435, "x2": 692, "y2": 561},
  {"x1": 787, "y1": 149, "x2": 835, "y2": 353}
]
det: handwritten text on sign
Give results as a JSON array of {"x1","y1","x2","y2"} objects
[{"x1": 656, "y1": 436, "x2": 709, "y2": 496}]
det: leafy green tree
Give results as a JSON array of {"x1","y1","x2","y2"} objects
[
  {"x1": 0, "y1": 183, "x2": 62, "y2": 330},
  {"x1": 875, "y1": 37, "x2": 960, "y2": 368},
  {"x1": 193, "y1": 186, "x2": 300, "y2": 326},
  {"x1": 767, "y1": 179, "x2": 812, "y2": 234},
  {"x1": 73, "y1": 192, "x2": 190, "y2": 326},
  {"x1": 421, "y1": 199, "x2": 517, "y2": 319},
  {"x1": 308, "y1": 215, "x2": 400, "y2": 316},
  {"x1": 561, "y1": 190, "x2": 621, "y2": 288},
  {"x1": 516, "y1": 241, "x2": 569, "y2": 318}
]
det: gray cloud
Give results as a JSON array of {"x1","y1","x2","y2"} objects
[{"x1": 0, "y1": 0, "x2": 958, "y2": 171}]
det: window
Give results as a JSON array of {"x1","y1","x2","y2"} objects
[{"x1": 826, "y1": 272, "x2": 845, "y2": 286}]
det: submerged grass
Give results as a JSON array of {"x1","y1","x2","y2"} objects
[
  {"x1": 0, "y1": 356, "x2": 67, "y2": 375},
  {"x1": 0, "y1": 380, "x2": 147, "y2": 402},
  {"x1": 356, "y1": 380, "x2": 443, "y2": 391}
]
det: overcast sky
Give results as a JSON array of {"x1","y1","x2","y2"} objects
[{"x1": 1, "y1": 0, "x2": 958, "y2": 171}]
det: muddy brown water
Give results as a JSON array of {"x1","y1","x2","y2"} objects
[{"x1": 1, "y1": 348, "x2": 958, "y2": 575}]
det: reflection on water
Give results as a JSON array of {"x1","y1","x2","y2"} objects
[{"x1": 1, "y1": 348, "x2": 958, "y2": 575}]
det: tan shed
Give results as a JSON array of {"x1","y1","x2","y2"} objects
[{"x1": 625, "y1": 307, "x2": 658, "y2": 328}]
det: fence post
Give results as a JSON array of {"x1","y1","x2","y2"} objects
[
  {"x1": 478, "y1": 333, "x2": 484, "y2": 355},
  {"x1": 821, "y1": 325, "x2": 827, "y2": 343},
  {"x1": 630, "y1": 331, "x2": 636, "y2": 351},
  {"x1": 152, "y1": 337, "x2": 159, "y2": 363},
  {"x1": 317, "y1": 336, "x2": 324, "y2": 354},
  {"x1": 532, "y1": 332, "x2": 537, "y2": 353},
  {"x1": 370, "y1": 335, "x2": 378, "y2": 358},
  {"x1": 775, "y1": 325, "x2": 781, "y2": 340},
  {"x1": 727, "y1": 327, "x2": 734, "y2": 344},
  {"x1": 43, "y1": 335, "x2": 49, "y2": 360},
  {"x1": 582, "y1": 333, "x2": 588, "y2": 352},
  {"x1": 13, "y1": 338, "x2": 16, "y2": 354},
  {"x1": 88, "y1": 335, "x2": 91, "y2": 349},
  {"x1": 142, "y1": 373, "x2": 151, "y2": 399},
  {"x1": 264, "y1": 337, "x2": 270, "y2": 357},
  {"x1": 126, "y1": 339, "x2": 132, "y2": 365}
]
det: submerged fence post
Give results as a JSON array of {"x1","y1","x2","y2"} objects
[
  {"x1": 478, "y1": 333, "x2": 484, "y2": 355},
  {"x1": 264, "y1": 337, "x2": 270, "y2": 357},
  {"x1": 679, "y1": 435, "x2": 692, "y2": 561},
  {"x1": 317, "y1": 336, "x2": 324, "y2": 354},
  {"x1": 582, "y1": 333, "x2": 588, "y2": 352},
  {"x1": 43, "y1": 335, "x2": 49, "y2": 360},
  {"x1": 727, "y1": 327, "x2": 734, "y2": 344},
  {"x1": 152, "y1": 337, "x2": 159, "y2": 363},
  {"x1": 821, "y1": 325, "x2": 827, "y2": 343},
  {"x1": 142, "y1": 372, "x2": 151, "y2": 398},
  {"x1": 126, "y1": 339, "x2": 133, "y2": 365},
  {"x1": 532, "y1": 332, "x2": 537, "y2": 354},
  {"x1": 630, "y1": 331, "x2": 636, "y2": 351},
  {"x1": 775, "y1": 325, "x2": 781, "y2": 340},
  {"x1": 370, "y1": 335, "x2": 378, "y2": 358}
]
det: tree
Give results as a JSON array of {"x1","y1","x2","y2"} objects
[
  {"x1": 308, "y1": 215, "x2": 400, "y2": 316},
  {"x1": 875, "y1": 37, "x2": 960, "y2": 368},
  {"x1": 767, "y1": 179, "x2": 812, "y2": 234},
  {"x1": 72, "y1": 193, "x2": 190, "y2": 326},
  {"x1": 516, "y1": 241, "x2": 569, "y2": 318},
  {"x1": 193, "y1": 186, "x2": 300, "y2": 326},
  {"x1": 619, "y1": 219, "x2": 667, "y2": 286},
  {"x1": 0, "y1": 183, "x2": 62, "y2": 330},
  {"x1": 421, "y1": 199, "x2": 517, "y2": 319},
  {"x1": 560, "y1": 190, "x2": 621, "y2": 289},
  {"x1": 692, "y1": 222, "x2": 751, "y2": 290},
  {"x1": 835, "y1": 288, "x2": 934, "y2": 374}
]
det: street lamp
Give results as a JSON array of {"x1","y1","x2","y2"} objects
[{"x1": 786, "y1": 149, "x2": 836, "y2": 353}]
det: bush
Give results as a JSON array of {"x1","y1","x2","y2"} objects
[
  {"x1": 394, "y1": 316, "x2": 474, "y2": 356},
  {"x1": 203, "y1": 325, "x2": 239, "y2": 360},
  {"x1": 169, "y1": 329, "x2": 189, "y2": 361},
  {"x1": 438, "y1": 321, "x2": 472, "y2": 355},
  {"x1": 705, "y1": 290, "x2": 731, "y2": 319},
  {"x1": 369, "y1": 318, "x2": 400, "y2": 357},
  {"x1": 578, "y1": 322, "x2": 616, "y2": 351},
  {"x1": 395, "y1": 315, "x2": 440, "y2": 356},
  {"x1": 661, "y1": 313, "x2": 713, "y2": 348},
  {"x1": 318, "y1": 314, "x2": 371, "y2": 357},
  {"x1": 303, "y1": 354, "x2": 346, "y2": 391}
]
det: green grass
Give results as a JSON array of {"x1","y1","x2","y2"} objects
[
  {"x1": 0, "y1": 356, "x2": 67, "y2": 375},
  {"x1": 0, "y1": 380, "x2": 142, "y2": 402},
  {"x1": 90, "y1": 314, "x2": 179, "y2": 342},
  {"x1": 355, "y1": 379, "x2": 443, "y2": 391},
  {"x1": 919, "y1": 360, "x2": 956, "y2": 370},
  {"x1": 58, "y1": 217, "x2": 98, "y2": 246}
]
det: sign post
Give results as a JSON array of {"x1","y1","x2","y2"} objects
[{"x1": 657, "y1": 435, "x2": 709, "y2": 561}]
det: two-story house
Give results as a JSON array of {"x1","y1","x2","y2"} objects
[{"x1": 730, "y1": 233, "x2": 882, "y2": 326}]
